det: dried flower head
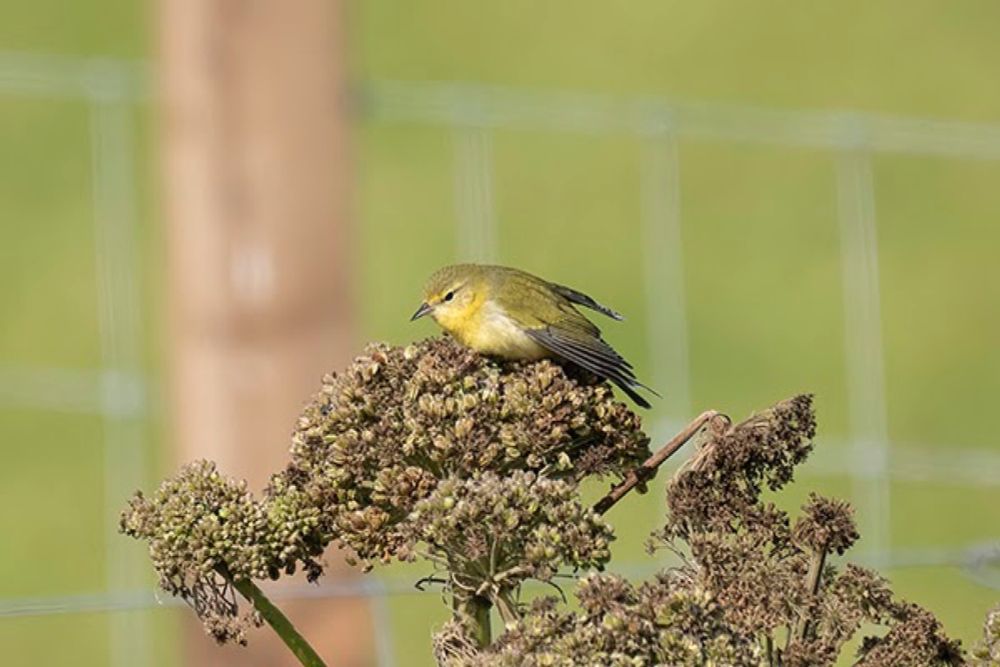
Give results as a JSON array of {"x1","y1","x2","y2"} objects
[
  {"x1": 686, "y1": 527, "x2": 806, "y2": 634},
  {"x1": 793, "y1": 493, "x2": 859, "y2": 556},
  {"x1": 973, "y1": 604, "x2": 1000, "y2": 666},
  {"x1": 781, "y1": 564, "x2": 898, "y2": 665},
  {"x1": 856, "y1": 603, "x2": 964, "y2": 667},
  {"x1": 439, "y1": 573, "x2": 759, "y2": 666},
  {"x1": 411, "y1": 471, "x2": 613, "y2": 597},
  {"x1": 649, "y1": 395, "x2": 817, "y2": 637},
  {"x1": 120, "y1": 357, "x2": 980, "y2": 667},
  {"x1": 644, "y1": 395, "x2": 966, "y2": 667},
  {"x1": 118, "y1": 461, "x2": 315, "y2": 642},
  {"x1": 121, "y1": 338, "x2": 648, "y2": 644},
  {"x1": 822, "y1": 564, "x2": 896, "y2": 635},
  {"x1": 119, "y1": 461, "x2": 320, "y2": 583},
  {"x1": 283, "y1": 337, "x2": 648, "y2": 567},
  {"x1": 664, "y1": 394, "x2": 815, "y2": 540}
]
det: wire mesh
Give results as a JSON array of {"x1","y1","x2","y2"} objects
[{"x1": 1, "y1": 52, "x2": 1000, "y2": 665}]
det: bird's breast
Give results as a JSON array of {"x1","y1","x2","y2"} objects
[{"x1": 453, "y1": 301, "x2": 549, "y2": 360}]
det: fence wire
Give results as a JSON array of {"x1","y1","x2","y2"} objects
[
  {"x1": 1, "y1": 52, "x2": 151, "y2": 667},
  {"x1": 2, "y1": 540, "x2": 999, "y2": 619},
  {"x1": 2, "y1": 52, "x2": 1000, "y2": 665}
]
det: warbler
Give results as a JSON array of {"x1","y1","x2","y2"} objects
[{"x1": 410, "y1": 263, "x2": 656, "y2": 408}]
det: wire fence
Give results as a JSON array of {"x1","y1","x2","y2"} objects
[
  {"x1": 0, "y1": 52, "x2": 150, "y2": 667},
  {"x1": 2, "y1": 51, "x2": 1000, "y2": 665}
]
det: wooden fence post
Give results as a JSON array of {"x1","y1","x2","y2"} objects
[{"x1": 160, "y1": 1, "x2": 372, "y2": 664}]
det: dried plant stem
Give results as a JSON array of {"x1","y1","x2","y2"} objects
[
  {"x1": 794, "y1": 546, "x2": 828, "y2": 642},
  {"x1": 593, "y1": 410, "x2": 723, "y2": 515},
  {"x1": 494, "y1": 589, "x2": 520, "y2": 626},
  {"x1": 218, "y1": 566, "x2": 328, "y2": 667},
  {"x1": 806, "y1": 547, "x2": 827, "y2": 596}
]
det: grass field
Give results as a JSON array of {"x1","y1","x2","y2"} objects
[{"x1": 2, "y1": 1, "x2": 999, "y2": 665}]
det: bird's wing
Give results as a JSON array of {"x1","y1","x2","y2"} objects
[
  {"x1": 547, "y1": 282, "x2": 624, "y2": 321},
  {"x1": 497, "y1": 277, "x2": 634, "y2": 378},
  {"x1": 526, "y1": 324, "x2": 633, "y2": 377},
  {"x1": 524, "y1": 325, "x2": 653, "y2": 409},
  {"x1": 493, "y1": 270, "x2": 656, "y2": 408}
]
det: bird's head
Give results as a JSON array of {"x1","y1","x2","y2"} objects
[{"x1": 411, "y1": 264, "x2": 487, "y2": 330}]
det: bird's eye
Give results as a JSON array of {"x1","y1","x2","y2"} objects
[{"x1": 443, "y1": 291, "x2": 455, "y2": 302}]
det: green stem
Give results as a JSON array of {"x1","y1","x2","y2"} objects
[
  {"x1": 455, "y1": 593, "x2": 492, "y2": 648},
  {"x1": 766, "y1": 634, "x2": 783, "y2": 667},
  {"x1": 219, "y1": 567, "x2": 328, "y2": 667}
]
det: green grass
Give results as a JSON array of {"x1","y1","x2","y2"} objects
[
  {"x1": 0, "y1": 410, "x2": 106, "y2": 596},
  {"x1": 0, "y1": 98, "x2": 102, "y2": 368},
  {"x1": 3, "y1": 1, "x2": 1000, "y2": 665}
]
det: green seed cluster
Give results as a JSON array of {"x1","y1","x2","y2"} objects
[
  {"x1": 120, "y1": 460, "x2": 301, "y2": 583},
  {"x1": 119, "y1": 460, "x2": 324, "y2": 642}
]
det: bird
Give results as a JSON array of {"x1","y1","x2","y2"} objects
[{"x1": 410, "y1": 263, "x2": 657, "y2": 408}]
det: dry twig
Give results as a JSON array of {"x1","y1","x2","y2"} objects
[{"x1": 593, "y1": 410, "x2": 728, "y2": 515}]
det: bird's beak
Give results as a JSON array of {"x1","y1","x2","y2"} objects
[{"x1": 410, "y1": 301, "x2": 433, "y2": 321}]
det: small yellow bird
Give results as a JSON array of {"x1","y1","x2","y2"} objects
[{"x1": 410, "y1": 263, "x2": 656, "y2": 408}]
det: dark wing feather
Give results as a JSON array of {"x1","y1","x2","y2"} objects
[
  {"x1": 525, "y1": 326, "x2": 655, "y2": 409},
  {"x1": 533, "y1": 327, "x2": 634, "y2": 380},
  {"x1": 548, "y1": 283, "x2": 624, "y2": 321}
]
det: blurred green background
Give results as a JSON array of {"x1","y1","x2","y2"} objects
[{"x1": 2, "y1": 1, "x2": 999, "y2": 665}]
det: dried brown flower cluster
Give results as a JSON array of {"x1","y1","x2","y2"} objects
[
  {"x1": 659, "y1": 397, "x2": 961, "y2": 666},
  {"x1": 120, "y1": 340, "x2": 993, "y2": 665},
  {"x1": 855, "y1": 603, "x2": 964, "y2": 667},
  {"x1": 436, "y1": 573, "x2": 759, "y2": 666},
  {"x1": 121, "y1": 338, "x2": 648, "y2": 644},
  {"x1": 663, "y1": 394, "x2": 817, "y2": 542},
  {"x1": 444, "y1": 395, "x2": 968, "y2": 667},
  {"x1": 279, "y1": 338, "x2": 646, "y2": 573},
  {"x1": 793, "y1": 493, "x2": 860, "y2": 556}
]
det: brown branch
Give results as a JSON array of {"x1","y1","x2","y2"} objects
[{"x1": 593, "y1": 410, "x2": 725, "y2": 515}]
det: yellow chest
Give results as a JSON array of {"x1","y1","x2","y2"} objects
[{"x1": 437, "y1": 299, "x2": 548, "y2": 360}]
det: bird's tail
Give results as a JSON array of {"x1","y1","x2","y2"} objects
[{"x1": 612, "y1": 377, "x2": 656, "y2": 409}]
